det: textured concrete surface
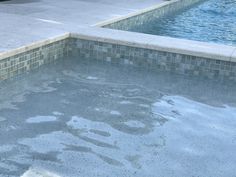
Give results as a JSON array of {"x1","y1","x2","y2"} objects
[{"x1": 0, "y1": 0, "x2": 163, "y2": 52}]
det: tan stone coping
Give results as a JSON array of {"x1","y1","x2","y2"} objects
[{"x1": 70, "y1": 28, "x2": 236, "y2": 62}]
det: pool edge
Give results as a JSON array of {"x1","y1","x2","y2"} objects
[{"x1": 94, "y1": 0, "x2": 205, "y2": 29}]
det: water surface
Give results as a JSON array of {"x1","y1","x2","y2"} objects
[
  {"x1": 129, "y1": 0, "x2": 236, "y2": 45},
  {"x1": 0, "y1": 58, "x2": 236, "y2": 177}
]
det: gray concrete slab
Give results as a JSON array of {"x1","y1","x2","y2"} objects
[{"x1": 0, "y1": 0, "x2": 163, "y2": 52}]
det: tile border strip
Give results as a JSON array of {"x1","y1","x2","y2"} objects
[
  {"x1": 231, "y1": 48, "x2": 236, "y2": 62},
  {"x1": 70, "y1": 34, "x2": 236, "y2": 81},
  {"x1": 0, "y1": 33, "x2": 70, "y2": 61}
]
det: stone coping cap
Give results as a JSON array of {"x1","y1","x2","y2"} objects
[{"x1": 70, "y1": 27, "x2": 236, "y2": 62}]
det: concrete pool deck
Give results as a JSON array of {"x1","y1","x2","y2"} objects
[{"x1": 0, "y1": 0, "x2": 164, "y2": 52}]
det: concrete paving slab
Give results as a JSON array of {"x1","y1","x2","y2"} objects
[{"x1": 0, "y1": 0, "x2": 163, "y2": 52}]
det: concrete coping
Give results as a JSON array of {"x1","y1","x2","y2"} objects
[
  {"x1": 0, "y1": 33, "x2": 70, "y2": 61},
  {"x1": 70, "y1": 27, "x2": 236, "y2": 62}
]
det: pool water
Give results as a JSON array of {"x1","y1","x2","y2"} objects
[
  {"x1": 0, "y1": 58, "x2": 236, "y2": 177},
  {"x1": 129, "y1": 0, "x2": 236, "y2": 45}
]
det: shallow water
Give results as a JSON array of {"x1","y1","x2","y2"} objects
[
  {"x1": 0, "y1": 58, "x2": 236, "y2": 177},
  {"x1": 129, "y1": 0, "x2": 236, "y2": 45}
]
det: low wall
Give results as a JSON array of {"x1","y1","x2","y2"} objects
[{"x1": 69, "y1": 32, "x2": 236, "y2": 82}]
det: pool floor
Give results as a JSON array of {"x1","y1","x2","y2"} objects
[{"x1": 0, "y1": 58, "x2": 236, "y2": 177}]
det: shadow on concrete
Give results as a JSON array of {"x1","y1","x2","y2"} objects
[{"x1": 0, "y1": 0, "x2": 41, "y2": 4}]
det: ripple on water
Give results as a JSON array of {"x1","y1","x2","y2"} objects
[{"x1": 124, "y1": 120, "x2": 146, "y2": 128}]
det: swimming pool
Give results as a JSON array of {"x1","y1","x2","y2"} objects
[
  {"x1": 127, "y1": 0, "x2": 236, "y2": 46},
  {"x1": 0, "y1": 57, "x2": 236, "y2": 177}
]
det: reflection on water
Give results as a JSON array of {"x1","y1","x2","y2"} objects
[{"x1": 0, "y1": 58, "x2": 236, "y2": 177}]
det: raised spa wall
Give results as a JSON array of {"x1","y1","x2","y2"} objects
[
  {"x1": 0, "y1": 32, "x2": 236, "y2": 82},
  {"x1": 68, "y1": 34, "x2": 236, "y2": 82}
]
